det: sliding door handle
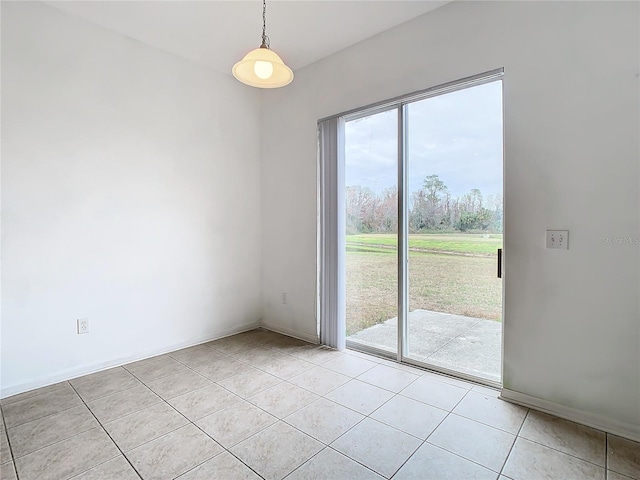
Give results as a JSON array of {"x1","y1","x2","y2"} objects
[{"x1": 497, "y1": 248, "x2": 502, "y2": 278}]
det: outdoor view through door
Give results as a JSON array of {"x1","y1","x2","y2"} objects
[{"x1": 344, "y1": 75, "x2": 504, "y2": 384}]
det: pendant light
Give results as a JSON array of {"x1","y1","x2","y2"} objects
[{"x1": 232, "y1": 0, "x2": 294, "y2": 88}]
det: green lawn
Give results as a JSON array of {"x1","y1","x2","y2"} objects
[
  {"x1": 346, "y1": 233, "x2": 503, "y2": 336},
  {"x1": 346, "y1": 233, "x2": 502, "y2": 255}
]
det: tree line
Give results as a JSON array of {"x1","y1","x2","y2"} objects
[{"x1": 346, "y1": 174, "x2": 502, "y2": 235}]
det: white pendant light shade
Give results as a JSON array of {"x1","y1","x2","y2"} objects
[
  {"x1": 232, "y1": 46, "x2": 294, "y2": 88},
  {"x1": 232, "y1": 0, "x2": 293, "y2": 89}
]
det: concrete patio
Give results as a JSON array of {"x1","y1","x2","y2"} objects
[{"x1": 347, "y1": 309, "x2": 502, "y2": 382}]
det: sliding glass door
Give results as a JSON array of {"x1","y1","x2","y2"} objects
[
  {"x1": 344, "y1": 109, "x2": 398, "y2": 356},
  {"x1": 404, "y1": 81, "x2": 504, "y2": 382},
  {"x1": 342, "y1": 71, "x2": 504, "y2": 385}
]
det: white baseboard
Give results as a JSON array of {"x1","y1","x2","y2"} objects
[
  {"x1": 260, "y1": 322, "x2": 319, "y2": 345},
  {"x1": 500, "y1": 388, "x2": 640, "y2": 442},
  {"x1": 1, "y1": 321, "x2": 260, "y2": 399}
]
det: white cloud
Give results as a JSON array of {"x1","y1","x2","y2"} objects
[{"x1": 345, "y1": 80, "x2": 503, "y2": 199}]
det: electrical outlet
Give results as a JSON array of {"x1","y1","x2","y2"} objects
[
  {"x1": 546, "y1": 230, "x2": 569, "y2": 249},
  {"x1": 77, "y1": 318, "x2": 90, "y2": 334},
  {"x1": 282, "y1": 292, "x2": 287, "y2": 305}
]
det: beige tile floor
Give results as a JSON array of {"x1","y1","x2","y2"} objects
[{"x1": 1, "y1": 329, "x2": 638, "y2": 480}]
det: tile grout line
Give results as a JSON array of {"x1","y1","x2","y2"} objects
[
  {"x1": 420, "y1": 407, "x2": 506, "y2": 476},
  {"x1": 0, "y1": 334, "x2": 309, "y2": 410},
  {"x1": 72, "y1": 383, "x2": 146, "y2": 405},
  {"x1": 158, "y1": 355, "x2": 272, "y2": 480},
  {"x1": 10, "y1": 332, "x2": 622, "y2": 480},
  {"x1": 274, "y1": 350, "x2": 472, "y2": 462},
  {"x1": 65, "y1": 398, "x2": 224, "y2": 478},
  {"x1": 83, "y1": 379, "x2": 165, "y2": 425},
  {"x1": 286, "y1": 444, "x2": 382, "y2": 480},
  {"x1": 415, "y1": 383, "x2": 510, "y2": 475},
  {"x1": 220, "y1": 352, "x2": 319, "y2": 383},
  {"x1": 0, "y1": 382, "x2": 70, "y2": 408},
  {"x1": 184, "y1": 333, "x2": 332, "y2": 478},
  {"x1": 170, "y1": 405, "x2": 264, "y2": 480},
  {"x1": 205, "y1": 350, "x2": 341, "y2": 401},
  {"x1": 371, "y1": 402, "x2": 453, "y2": 442},
  {"x1": 1, "y1": 406, "x2": 20, "y2": 480},
  {"x1": 0, "y1": 336, "x2": 243, "y2": 408},
  {"x1": 286, "y1": 396, "x2": 368, "y2": 445},
  {"x1": 4, "y1": 336, "x2": 454, "y2": 477},
  {"x1": 88, "y1": 365, "x2": 262, "y2": 480},
  {"x1": 176, "y1": 340, "x2": 383, "y2": 478},
  {"x1": 282, "y1": 409, "x2": 373, "y2": 478},
  {"x1": 512, "y1": 427, "x2": 610, "y2": 470},
  {"x1": 66, "y1": 381, "x2": 143, "y2": 480},
  {"x1": 278, "y1": 447, "x2": 328, "y2": 480},
  {"x1": 497, "y1": 407, "x2": 530, "y2": 477},
  {"x1": 605, "y1": 433, "x2": 608, "y2": 477},
  {"x1": 4, "y1": 335, "x2": 411, "y2": 479},
  {"x1": 103, "y1": 343, "x2": 279, "y2": 461},
  {"x1": 428, "y1": 441, "x2": 505, "y2": 476},
  {"x1": 314, "y1": 378, "x2": 391, "y2": 419},
  {"x1": 182, "y1": 420, "x2": 267, "y2": 480},
  {"x1": 5, "y1": 408, "x2": 106, "y2": 464},
  {"x1": 514, "y1": 435, "x2": 610, "y2": 470},
  {"x1": 392, "y1": 376, "x2": 608, "y2": 475},
  {"x1": 377, "y1": 373, "x2": 520, "y2": 478},
  {"x1": 370, "y1": 350, "x2": 615, "y2": 474},
  {"x1": 353, "y1": 368, "x2": 422, "y2": 395},
  {"x1": 448, "y1": 408, "x2": 522, "y2": 436},
  {"x1": 1, "y1": 393, "x2": 83, "y2": 431},
  {"x1": 100, "y1": 399, "x2": 192, "y2": 454},
  {"x1": 238, "y1": 372, "x2": 380, "y2": 436},
  {"x1": 139, "y1": 336, "x2": 302, "y2": 479},
  {"x1": 325, "y1": 444, "x2": 391, "y2": 479},
  {"x1": 286, "y1": 370, "x2": 351, "y2": 397},
  {"x1": 313, "y1": 367, "x2": 463, "y2": 478},
  {"x1": 174, "y1": 343, "x2": 289, "y2": 390},
  {"x1": 393, "y1": 369, "x2": 610, "y2": 476},
  {"x1": 385, "y1": 437, "x2": 424, "y2": 479},
  {"x1": 324, "y1": 373, "x2": 480, "y2": 478}
]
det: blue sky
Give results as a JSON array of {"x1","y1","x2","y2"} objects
[{"x1": 345, "y1": 80, "x2": 503, "y2": 199}]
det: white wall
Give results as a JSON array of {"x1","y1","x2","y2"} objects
[
  {"x1": 1, "y1": 2, "x2": 262, "y2": 396},
  {"x1": 261, "y1": 1, "x2": 640, "y2": 437}
]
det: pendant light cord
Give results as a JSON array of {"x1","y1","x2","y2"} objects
[{"x1": 261, "y1": 0, "x2": 270, "y2": 49}]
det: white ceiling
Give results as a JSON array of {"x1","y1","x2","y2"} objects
[{"x1": 45, "y1": 1, "x2": 449, "y2": 75}]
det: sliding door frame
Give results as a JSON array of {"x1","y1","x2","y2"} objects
[
  {"x1": 398, "y1": 105, "x2": 408, "y2": 362},
  {"x1": 328, "y1": 68, "x2": 504, "y2": 387}
]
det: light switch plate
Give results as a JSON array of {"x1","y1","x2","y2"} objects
[{"x1": 546, "y1": 230, "x2": 569, "y2": 249}]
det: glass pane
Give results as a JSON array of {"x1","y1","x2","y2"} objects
[
  {"x1": 405, "y1": 81, "x2": 504, "y2": 382},
  {"x1": 344, "y1": 109, "x2": 398, "y2": 356}
]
